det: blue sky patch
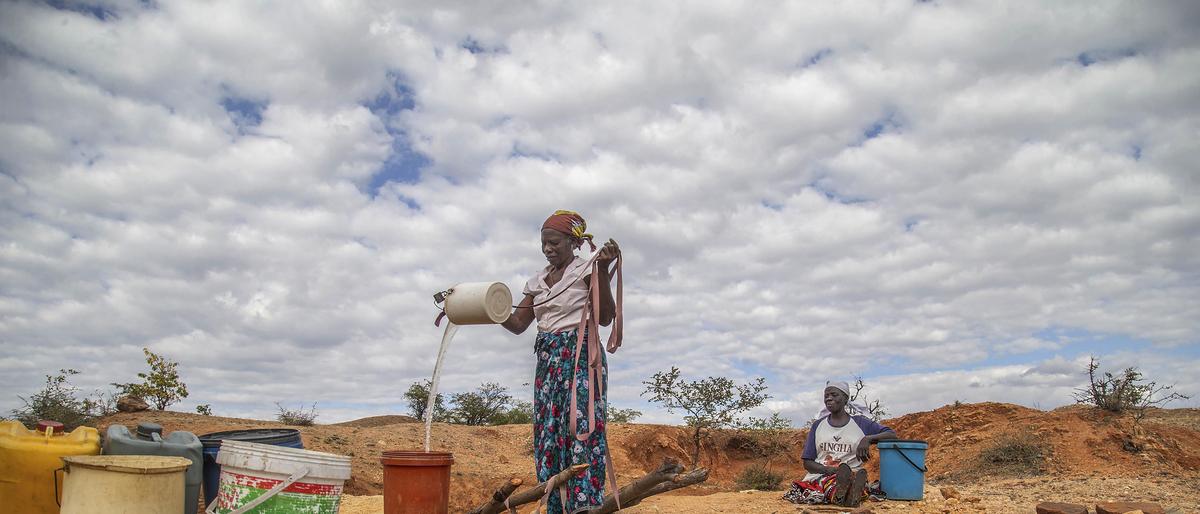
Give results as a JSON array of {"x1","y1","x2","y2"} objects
[
  {"x1": 509, "y1": 144, "x2": 562, "y2": 163},
  {"x1": 220, "y1": 95, "x2": 266, "y2": 132},
  {"x1": 459, "y1": 36, "x2": 507, "y2": 55},
  {"x1": 1075, "y1": 48, "x2": 1138, "y2": 67},
  {"x1": 808, "y1": 179, "x2": 870, "y2": 205},
  {"x1": 364, "y1": 72, "x2": 429, "y2": 196},
  {"x1": 46, "y1": 0, "x2": 117, "y2": 20},
  {"x1": 863, "y1": 110, "x2": 902, "y2": 141},
  {"x1": 801, "y1": 48, "x2": 833, "y2": 68}
]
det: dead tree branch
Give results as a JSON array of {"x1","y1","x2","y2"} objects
[
  {"x1": 586, "y1": 463, "x2": 710, "y2": 514},
  {"x1": 466, "y1": 478, "x2": 523, "y2": 514},
  {"x1": 470, "y1": 464, "x2": 587, "y2": 514},
  {"x1": 468, "y1": 458, "x2": 711, "y2": 514}
]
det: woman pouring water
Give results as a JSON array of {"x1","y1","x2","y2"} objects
[{"x1": 501, "y1": 210, "x2": 622, "y2": 514}]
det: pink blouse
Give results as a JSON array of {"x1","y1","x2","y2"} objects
[{"x1": 522, "y1": 256, "x2": 591, "y2": 333}]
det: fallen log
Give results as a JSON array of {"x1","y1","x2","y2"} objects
[
  {"x1": 471, "y1": 464, "x2": 588, "y2": 514},
  {"x1": 467, "y1": 458, "x2": 711, "y2": 514},
  {"x1": 586, "y1": 460, "x2": 709, "y2": 514}
]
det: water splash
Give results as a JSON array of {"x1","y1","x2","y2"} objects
[{"x1": 424, "y1": 322, "x2": 458, "y2": 452}]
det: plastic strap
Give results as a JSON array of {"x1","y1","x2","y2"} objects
[
  {"x1": 206, "y1": 467, "x2": 311, "y2": 514},
  {"x1": 605, "y1": 444, "x2": 621, "y2": 510},
  {"x1": 897, "y1": 449, "x2": 927, "y2": 473},
  {"x1": 568, "y1": 254, "x2": 622, "y2": 442}
]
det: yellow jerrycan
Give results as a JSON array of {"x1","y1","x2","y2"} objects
[{"x1": 0, "y1": 420, "x2": 101, "y2": 514}]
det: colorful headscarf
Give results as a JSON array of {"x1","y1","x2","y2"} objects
[{"x1": 542, "y1": 210, "x2": 596, "y2": 250}]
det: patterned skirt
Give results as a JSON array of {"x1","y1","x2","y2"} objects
[{"x1": 534, "y1": 329, "x2": 608, "y2": 514}]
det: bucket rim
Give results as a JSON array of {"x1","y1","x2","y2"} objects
[
  {"x1": 877, "y1": 439, "x2": 928, "y2": 447},
  {"x1": 62, "y1": 455, "x2": 192, "y2": 474},
  {"x1": 380, "y1": 450, "x2": 454, "y2": 466},
  {"x1": 218, "y1": 439, "x2": 350, "y2": 464},
  {"x1": 198, "y1": 428, "x2": 302, "y2": 448}
]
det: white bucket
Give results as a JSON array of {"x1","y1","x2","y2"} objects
[
  {"x1": 206, "y1": 440, "x2": 351, "y2": 514},
  {"x1": 443, "y1": 282, "x2": 512, "y2": 325}
]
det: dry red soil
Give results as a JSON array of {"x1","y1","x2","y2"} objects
[{"x1": 96, "y1": 402, "x2": 1200, "y2": 513}]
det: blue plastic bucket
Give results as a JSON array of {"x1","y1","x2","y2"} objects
[
  {"x1": 877, "y1": 439, "x2": 927, "y2": 500},
  {"x1": 198, "y1": 429, "x2": 303, "y2": 505}
]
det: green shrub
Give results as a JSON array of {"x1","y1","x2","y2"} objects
[
  {"x1": 195, "y1": 404, "x2": 213, "y2": 416},
  {"x1": 10, "y1": 369, "x2": 111, "y2": 431},
  {"x1": 491, "y1": 400, "x2": 533, "y2": 425},
  {"x1": 448, "y1": 382, "x2": 512, "y2": 426},
  {"x1": 1074, "y1": 356, "x2": 1189, "y2": 419},
  {"x1": 276, "y1": 403, "x2": 318, "y2": 426},
  {"x1": 607, "y1": 407, "x2": 643, "y2": 423},
  {"x1": 735, "y1": 462, "x2": 786, "y2": 491}
]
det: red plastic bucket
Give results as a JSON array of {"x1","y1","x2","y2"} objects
[{"x1": 380, "y1": 451, "x2": 453, "y2": 514}]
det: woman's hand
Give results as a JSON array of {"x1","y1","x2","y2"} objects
[
  {"x1": 857, "y1": 437, "x2": 873, "y2": 462},
  {"x1": 596, "y1": 238, "x2": 621, "y2": 268}
]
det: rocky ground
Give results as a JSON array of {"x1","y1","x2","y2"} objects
[{"x1": 96, "y1": 403, "x2": 1200, "y2": 513}]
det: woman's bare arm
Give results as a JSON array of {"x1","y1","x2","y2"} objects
[{"x1": 502, "y1": 294, "x2": 535, "y2": 335}]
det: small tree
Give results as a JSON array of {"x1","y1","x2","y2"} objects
[
  {"x1": 449, "y1": 382, "x2": 513, "y2": 426},
  {"x1": 112, "y1": 348, "x2": 188, "y2": 410},
  {"x1": 641, "y1": 366, "x2": 770, "y2": 467},
  {"x1": 10, "y1": 369, "x2": 109, "y2": 430},
  {"x1": 195, "y1": 404, "x2": 213, "y2": 416},
  {"x1": 404, "y1": 380, "x2": 448, "y2": 421},
  {"x1": 492, "y1": 400, "x2": 534, "y2": 425},
  {"x1": 849, "y1": 375, "x2": 888, "y2": 421},
  {"x1": 608, "y1": 406, "x2": 643, "y2": 423},
  {"x1": 1073, "y1": 356, "x2": 1190, "y2": 419}
]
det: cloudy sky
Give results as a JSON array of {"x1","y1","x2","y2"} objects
[{"x1": 2, "y1": 0, "x2": 1198, "y2": 427}]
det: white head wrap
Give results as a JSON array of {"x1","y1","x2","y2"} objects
[{"x1": 812, "y1": 380, "x2": 869, "y2": 421}]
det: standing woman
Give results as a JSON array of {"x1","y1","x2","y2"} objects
[{"x1": 502, "y1": 210, "x2": 622, "y2": 514}]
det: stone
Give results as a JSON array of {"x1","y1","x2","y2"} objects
[
  {"x1": 940, "y1": 486, "x2": 961, "y2": 500},
  {"x1": 1035, "y1": 502, "x2": 1088, "y2": 514},
  {"x1": 1095, "y1": 502, "x2": 1165, "y2": 514},
  {"x1": 116, "y1": 396, "x2": 149, "y2": 412}
]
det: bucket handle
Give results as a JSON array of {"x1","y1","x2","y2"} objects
[
  {"x1": 53, "y1": 466, "x2": 64, "y2": 507},
  {"x1": 896, "y1": 448, "x2": 927, "y2": 473},
  {"x1": 205, "y1": 466, "x2": 311, "y2": 514}
]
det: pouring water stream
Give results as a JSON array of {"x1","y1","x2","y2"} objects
[{"x1": 424, "y1": 321, "x2": 458, "y2": 452}]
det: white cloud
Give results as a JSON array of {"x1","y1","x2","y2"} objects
[{"x1": 1, "y1": 1, "x2": 1197, "y2": 425}]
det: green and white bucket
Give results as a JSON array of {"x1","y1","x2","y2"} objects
[{"x1": 205, "y1": 440, "x2": 351, "y2": 514}]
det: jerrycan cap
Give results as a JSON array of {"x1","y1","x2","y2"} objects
[
  {"x1": 36, "y1": 420, "x2": 65, "y2": 435},
  {"x1": 136, "y1": 422, "x2": 164, "y2": 439}
]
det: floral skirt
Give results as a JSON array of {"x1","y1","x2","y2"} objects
[
  {"x1": 534, "y1": 329, "x2": 608, "y2": 514},
  {"x1": 782, "y1": 473, "x2": 879, "y2": 505}
]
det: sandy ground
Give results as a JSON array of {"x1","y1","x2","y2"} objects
[
  {"x1": 95, "y1": 403, "x2": 1200, "y2": 513},
  {"x1": 338, "y1": 475, "x2": 1200, "y2": 514}
]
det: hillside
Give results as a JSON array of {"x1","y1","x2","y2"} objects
[{"x1": 95, "y1": 403, "x2": 1200, "y2": 513}]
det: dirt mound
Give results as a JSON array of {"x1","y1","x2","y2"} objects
[
  {"x1": 92, "y1": 403, "x2": 1200, "y2": 512},
  {"x1": 883, "y1": 402, "x2": 1200, "y2": 480},
  {"x1": 333, "y1": 415, "x2": 418, "y2": 427}
]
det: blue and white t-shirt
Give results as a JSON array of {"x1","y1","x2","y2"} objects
[{"x1": 801, "y1": 415, "x2": 892, "y2": 481}]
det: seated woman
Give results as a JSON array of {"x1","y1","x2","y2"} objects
[{"x1": 785, "y1": 381, "x2": 896, "y2": 507}]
